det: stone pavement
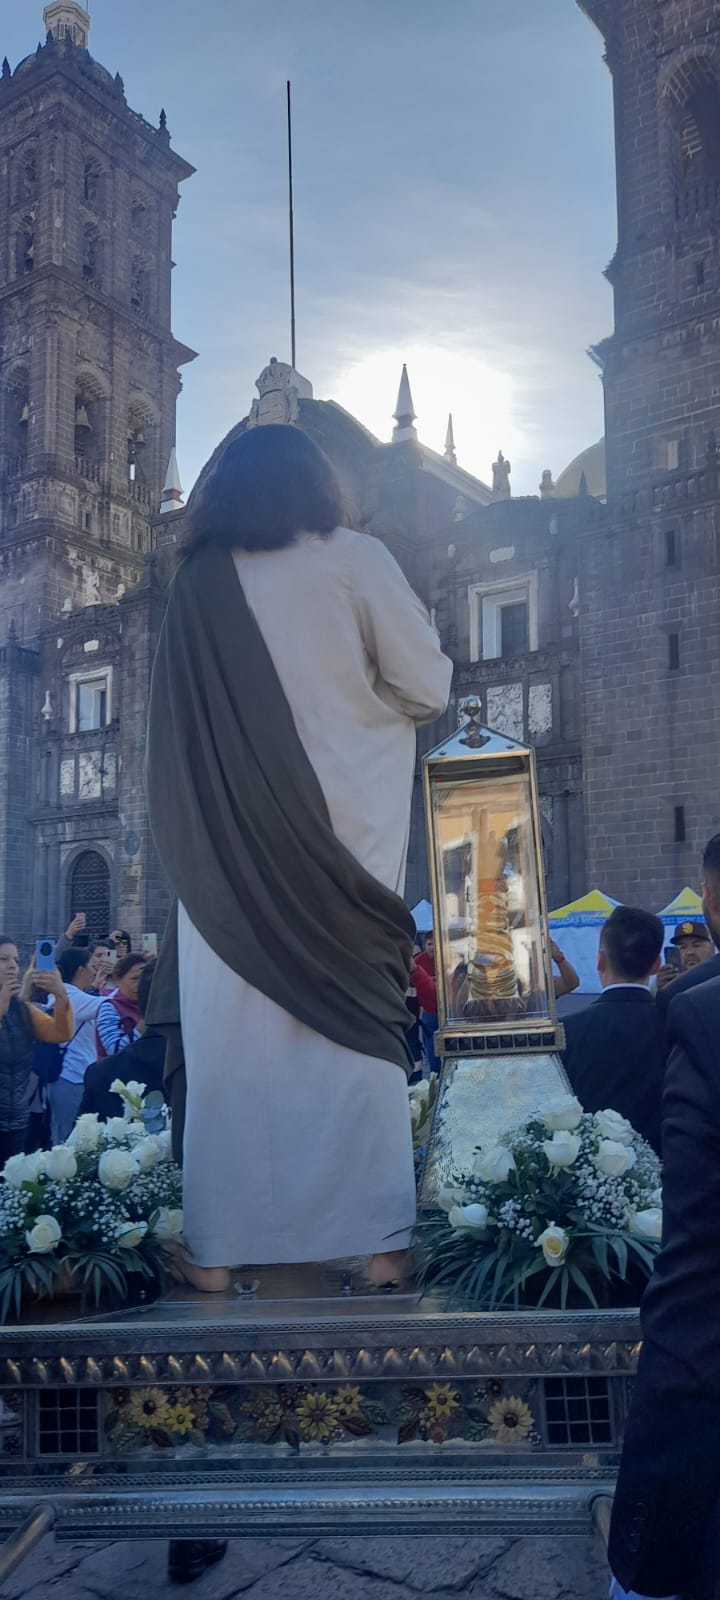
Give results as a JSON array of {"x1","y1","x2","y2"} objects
[{"x1": 0, "y1": 1533, "x2": 609, "y2": 1599}]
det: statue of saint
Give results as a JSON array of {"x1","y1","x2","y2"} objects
[{"x1": 492, "y1": 451, "x2": 512, "y2": 500}]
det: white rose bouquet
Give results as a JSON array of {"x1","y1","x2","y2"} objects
[
  {"x1": 0, "y1": 1087, "x2": 182, "y2": 1322},
  {"x1": 419, "y1": 1098, "x2": 662, "y2": 1310}
]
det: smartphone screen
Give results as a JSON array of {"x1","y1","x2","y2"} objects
[
  {"x1": 35, "y1": 938, "x2": 56, "y2": 972},
  {"x1": 142, "y1": 934, "x2": 158, "y2": 959}
]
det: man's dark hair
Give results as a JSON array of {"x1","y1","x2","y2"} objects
[
  {"x1": 57, "y1": 947, "x2": 91, "y2": 985},
  {"x1": 702, "y1": 834, "x2": 720, "y2": 881},
  {"x1": 137, "y1": 959, "x2": 155, "y2": 1020},
  {"x1": 600, "y1": 906, "x2": 664, "y2": 982},
  {"x1": 186, "y1": 423, "x2": 345, "y2": 556}
]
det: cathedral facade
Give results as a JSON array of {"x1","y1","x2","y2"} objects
[{"x1": 0, "y1": 0, "x2": 718, "y2": 950}]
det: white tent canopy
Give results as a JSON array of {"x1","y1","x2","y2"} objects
[
  {"x1": 657, "y1": 886, "x2": 703, "y2": 927},
  {"x1": 548, "y1": 889, "x2": 621, "y2": 995}
]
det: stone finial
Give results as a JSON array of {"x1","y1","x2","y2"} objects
[
  {"x1": 540, "y1": 469, "x2": 555, "y2": 499},
  {"x1": 160, "y1": 447, "x2": 184, "y2": 513},
  {"x1": 578, "y1": 470, "x2": 589, "y2": 497},
  {"x1": 444, "y1": 414, "x2": 457, "y2": 465},
  {"x1": 392, "y1": 364, "x2": 417, "y2": 443},
  {"x1": 491, "y1": 451, "x2": 511, "y2": 500},
  {"x1": 1, "y1": 58, "x2": 11, "y2": 80},
  {"x1": 41, "y1": 690, "x2": 53, "y2": 723}
]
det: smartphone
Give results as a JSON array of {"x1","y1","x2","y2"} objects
[
  {"x1": 35, "y1": 938, "x2": 56, "y2": 973},
  {"x1": 664, "y1": 946, "x2": 682, "y2": 972},
  {"x1": 142, "y1": 934, "x2": 158, "y2": 959},
  {"x1": 105, "y1": 949, "x2": 117, "y2": 969}
]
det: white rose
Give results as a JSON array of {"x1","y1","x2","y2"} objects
[
  {"x1": 26, "y1": 1215, "x2": 61, "y2": 1254},
  {"x1": 116, "y1": 1221, "x2": 148, "y2": 1249},
  {"x1": 595, "y1": 1140, "x2": 637, "y2": 1178},
  {"x1": 110, "y1": 1079, "x2": 147, "y2": 1100},
  {"x1": 436, "y1": 1184, "x2": 464, "y2": 1213},
  {"x1": 102, "y1": 1117, "x2": 132, "y2": 1144},
  {"x1": 594, "y1": 1109, "x2": 635, "y2": 1147},
  {"x1": 151, "y1": 1207, "x2": 184, "y2": 1243},
  {"x1": 43, "y1": 1146, "x2": 77, "y2": 1184},
  {"x1": 542, "y1": 1095, "x2": 583, "y2": 1133},
  {"x1": 629, "y1": 1207, "x2": 662, "y2": 1242},
  {"x1": 410, "y1": 1079, "x2": 430, "y2": 1108},
  {"x1": 134, "y1": 1136, "x2": 162, "y2": 1173},
  {"x1": 3, "y1": 1151, "x2": 44, "y2": 1187},
  {"x1": 543, "y1": 1130, "x2": 581, "y2": 1169},
  {"x1": 409, "y1": 1098, "x2": 423, "y2": 1126},
  {"x1": 536, "y1": 1224, "x2": 569, "y2": 1267},
  {"x1": 448, "y1": 1202, "x2": 489, "y2": 1234},
  {"x1": 98, "y1": 1147, "x2": 139, "y2": 1192},
  {"x1": 69, "y1": 1114, "x2": 101, "y2": 1154},
  {"x1": 474, "y1": 1146, "x2": 515, "y2": 1184}
]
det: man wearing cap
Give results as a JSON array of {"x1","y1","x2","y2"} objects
[{"x1": 656, "y1": 837, "x2": 720, "y2": 1027}]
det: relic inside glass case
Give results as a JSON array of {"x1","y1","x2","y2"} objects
[
  {"x1": 423, "y1": 699, "x2": 559, "y2": 1046},
  {"x1": 431, "y1": 770, "x2": 551, "y2": 1028}
]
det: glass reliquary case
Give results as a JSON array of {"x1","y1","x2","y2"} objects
[{"x1": 423, "y1": 697, "x2": 564, "y2": 1058}]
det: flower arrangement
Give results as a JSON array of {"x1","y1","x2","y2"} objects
[
  {"x1": 419, "y1": 1095, "x2": 662, "y2": 1310},
  {"x1": 105, "y1": 1377, "x2": 538, "y2": 1455},
  {"x1": 0, "y1": 1082, "x2": 183, "y2": 1322}
]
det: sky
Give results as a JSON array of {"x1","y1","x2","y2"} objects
[{"x1": 6, "y1": 0, "x2": 617, "y2": 495}]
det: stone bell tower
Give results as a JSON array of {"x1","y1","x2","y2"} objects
[
  {"x1": 0, "y1": 3, "x2": 196, "y2": 646},
  {"x1": 577, "y1": 0, "x2": 720, "y2": 903}
]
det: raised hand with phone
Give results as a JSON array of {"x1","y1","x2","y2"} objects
[{"x1": 0, "y1": 936, "x2": 75, "y2": 1164}]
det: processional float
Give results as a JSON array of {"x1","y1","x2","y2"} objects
[{"x1": 0, "y1": 700, "x2": 635, "y2": 1575}]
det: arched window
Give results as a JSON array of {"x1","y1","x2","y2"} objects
[
  {"x1": 74, "y1": 370, "x2": 107, "y2": 473},
  {"x1": 130, "y1": 257, "x2": 148, "y2": 314},
  {"x1": 82, "y1": 223, "x2": 101, "y2": 285},
  {"x1": 83, "y1": 159, "x2": 103, "y2": 210},
  {"x1": 67, "y1": 850, "x2": 111, "y2": 945},
  {"x1": 664, "y1": 56, "x2": 720, "y2": 222},
  {"x1": 16, "y1": 215, "x2": 35, "y2": 276},
  {"x1": 18, "y1": 144, "x2": 37, "y2": 201}
]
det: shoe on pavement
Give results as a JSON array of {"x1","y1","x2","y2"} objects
[{"x1": 167, "y1": 1539, "x2": 229, "y2": 1583}]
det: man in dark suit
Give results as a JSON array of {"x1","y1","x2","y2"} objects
[
  {"x1": 656, "y1": 835, "x2": 720, "y2": 1026},
  {"x1": 609, "y1": 976, "x2": 720, "y2": 1600},
  {"x1": 561, "y1": 906, "x2": 665, "y2": 1153}
]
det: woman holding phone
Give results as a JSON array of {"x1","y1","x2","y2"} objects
[{"x1": 0, "y1": 938, "x2": 73, "y2": 1164}]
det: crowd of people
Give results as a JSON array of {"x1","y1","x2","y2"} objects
[{"x1": 0, "y1": 923, "x2": 164, "y2": 1160}]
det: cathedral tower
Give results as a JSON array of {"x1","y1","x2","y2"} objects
[
  {"x1": 578, "y1": 0, "x2": 720, "y2": 902},
  {"x1": 0, "y1": 5, "x2": 195, "y2": 645}
]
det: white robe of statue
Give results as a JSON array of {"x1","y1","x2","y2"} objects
[{"x1": 179, "y1": 526, "x2": 452, "y2": 1267}]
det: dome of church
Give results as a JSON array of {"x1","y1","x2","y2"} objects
[{"x1": 554, "y1": 437, "x2": 606, "y2": 500}]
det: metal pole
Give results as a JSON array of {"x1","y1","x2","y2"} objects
[
  {"x1": 591, "y1": 1492, "x2": 613, "y2": 1552},
  {"x1": 0, "y1": 1504, "x2": 55, "y2": 1584},
  {"x1": 287, "y1": 80, "x2": 297, "y2": 371}
]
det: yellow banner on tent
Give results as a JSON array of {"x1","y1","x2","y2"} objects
[{"x1": 549, "y1": 889, "x2": 619, "y2": 921}]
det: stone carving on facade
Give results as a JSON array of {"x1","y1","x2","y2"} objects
[
  {"x1": 540, "y1": 469, "x2": 556, "y2": 498},
  {"x1": 492, "y1": 451, "x2": 511, "y2": 499},
  {"x1": 248, "y1": 357, "x2": 313, "y2": 429},
  {"x1": 569, "y1": 577, "x2": 580, "y2": 618}
]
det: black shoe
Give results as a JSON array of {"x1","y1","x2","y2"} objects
[{"x1": 167, "y1": 1539, "x2": 228, "y2": 1584}]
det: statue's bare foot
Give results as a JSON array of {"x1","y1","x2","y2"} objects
[
  {"x1": 173, "y1": 1257, "x2": 232, "y2": 1293},
  {"x1": 368, "y1": 1249, "x2": 411, "y2": 1288}
]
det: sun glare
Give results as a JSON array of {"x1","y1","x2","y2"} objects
[{"x1": 332, "y1": 346, "x2": 525, "y2": 487}]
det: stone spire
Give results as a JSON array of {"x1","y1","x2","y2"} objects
[
  {"x1": 43, "y1": 2, "x2": 91, "y2": 49},
  {"x1": 444, "y1": 413, "x2": 457, "y2": 464},
  {"x1": 392, "y1": 364, "x2": 417, "y2": 443},
  {"x1": 160, "y1": 447, "x2": 184, "y2": 513}
]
